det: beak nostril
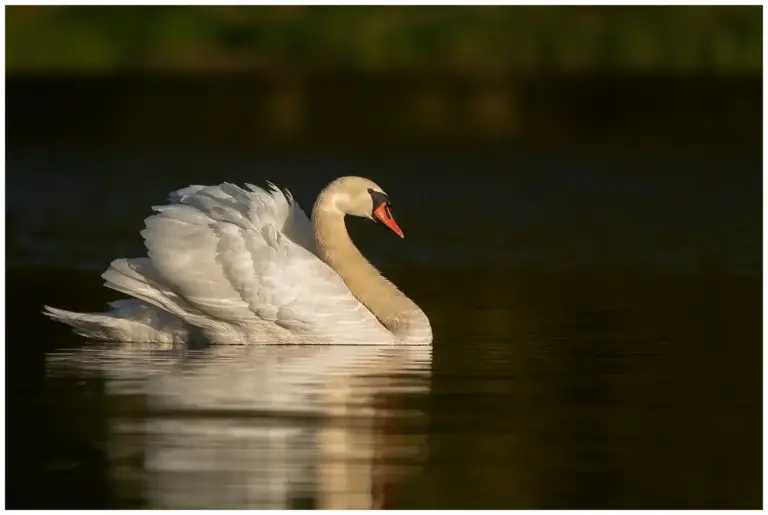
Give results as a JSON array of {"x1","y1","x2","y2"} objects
[{"x1": 373, "y1": 202, "x2": 404, "y2": 238}]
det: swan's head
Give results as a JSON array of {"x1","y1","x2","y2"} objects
[{"x1": 320, "y1": 176, "x2": 404, "y2": 238}]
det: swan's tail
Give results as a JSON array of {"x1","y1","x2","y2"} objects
[
  {"x1": 42, "y1": 303, "x2": 178, "y2": 343},
  {"x1": 43, "y1": 256, "x2": 193, "y2": 343}
]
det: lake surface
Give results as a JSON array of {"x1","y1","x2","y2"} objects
[{"x1": 6, "y1": 147, "x2": 761, "y2": 509}]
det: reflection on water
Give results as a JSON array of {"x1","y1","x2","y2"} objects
[{"x1": 46, "y1": 344, "x2": 431, "y2": 509}]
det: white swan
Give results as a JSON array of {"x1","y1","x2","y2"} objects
[{"x1": 43, "y1": 176, "x2": 432, "y2": 345}]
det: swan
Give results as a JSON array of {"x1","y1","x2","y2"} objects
[{"x1": 43, "y1": 176, "x2": 432, "y2": 346}]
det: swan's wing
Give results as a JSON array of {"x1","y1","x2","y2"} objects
[
  {"x1": 167, "y1": 181, "x2": 317, "y2": 255},
  {"x1": 139, "y1": 182, "x2": 382, "y2": 341}
]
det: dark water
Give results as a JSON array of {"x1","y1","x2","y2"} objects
[{"x1": 6, "y1": 147, "x2": 761, "y2": 509}]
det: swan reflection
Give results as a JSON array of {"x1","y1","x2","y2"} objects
[{"x1": 46, "y1": 343, "x2": 432, "y2": 509}]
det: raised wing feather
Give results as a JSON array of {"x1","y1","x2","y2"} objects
[{"x1": 140, "y1": 182, "x2": 384, "y2": 343}]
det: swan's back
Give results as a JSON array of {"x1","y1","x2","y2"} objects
[{"x1": 44, "y1": 182, "x2": 392, "y2": 345}]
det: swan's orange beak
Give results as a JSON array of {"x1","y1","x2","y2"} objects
[{"x1": 373, "y1": 203, "x2": 404, "y2": 238}]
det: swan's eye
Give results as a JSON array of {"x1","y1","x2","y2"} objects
[{"x1": 368, "y1": 189, "x2": 391, "y2": 214}]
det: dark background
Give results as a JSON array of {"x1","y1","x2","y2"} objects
[{"x1": 5, "y1": 5, "x2": 762, "y2": 509}]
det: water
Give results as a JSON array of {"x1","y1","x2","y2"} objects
[{"x1": 6, "y1": 147, "x2": 761, "y2": 508}]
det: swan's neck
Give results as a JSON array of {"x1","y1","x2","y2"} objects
[{"x1": 311, "y1": 204, "x2": 431, "y2": 344}]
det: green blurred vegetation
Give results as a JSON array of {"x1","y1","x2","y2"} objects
[{"x1": 5, "y1": 5, "x2": 762, "y2": 75}]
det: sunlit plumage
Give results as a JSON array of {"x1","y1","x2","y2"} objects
[{"x1": 44, "y1": 177, "x2": 432, "y2": 345}]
